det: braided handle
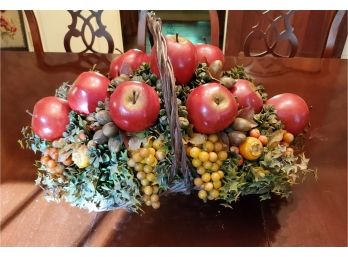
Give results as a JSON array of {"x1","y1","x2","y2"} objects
[{"x1": 146, "y1": 12, "x2": 191, "y2": 192}]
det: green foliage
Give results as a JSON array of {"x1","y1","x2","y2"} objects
[
  {"x1": 63, "y1": 149, "x2": 141, "y2": 212},
  {"x1": 18, "y1": 126, "x2": 50, "y2": 153},
  {"x1": 133, "y1": 63, "x2": 158, "y2": 86},
  {"x1": 188, "y1": 63, "x2": 213, "y2": 88},
  {"x1": 219, "y1": 142, "x2": 316, "y2": 205},
  {"x1": 55, "y1": 82, "x2": 71, "y2": 100},
  {"x1": 253, "y1": 105, "x2": 283, "y2": 136}
]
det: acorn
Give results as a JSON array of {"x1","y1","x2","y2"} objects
[
  {"x1": 93, "y1": 129, "x2": 108, "y2": 144},
  {"x1": 220, "y1": 76, "x2": 236, "y2": 89},
  {"x1": 95, "y1": 110, "x2": 112, "y2": 125},
  {"x1": 232, "y1": 117, "x2": 255, "y2": 132},
  {"x1": 208, "y1": 60, "x2": 223, "y2": 78},
  {"x1": 228, "y1": 131, "x2": 247, "y2": 146},
  {"x1": 102, "y1": 122, "x2": 119, "y2": 137},
  {"x1": 108, "y1": 136, "x2": 122, "y2": 153},
  {"x1": 219, "y1": 132, "x2": 230, "y2": 147}
]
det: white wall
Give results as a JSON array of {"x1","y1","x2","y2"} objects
[{"x1": 23, "y1": 10, "x2": 123, "y2": 53}]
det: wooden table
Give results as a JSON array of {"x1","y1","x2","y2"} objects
[{"x1": 1, "y1": 51, "x2": 347, "y2": 246}]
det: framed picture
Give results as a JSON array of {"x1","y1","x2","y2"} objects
[{"x1": 1, "y1": 10, "x2": 28, "y2": 51}]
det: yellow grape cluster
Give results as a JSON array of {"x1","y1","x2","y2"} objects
[
  {"x1": 127, "y1": 138, "x2": 165, "y2": 209},
  {"x1": 186, "y1": 134, "x2": 228, "y2": 201}
]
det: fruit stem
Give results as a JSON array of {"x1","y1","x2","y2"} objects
[
  {"x1": 175, "y1": 33, "x2": 179, "y2": 43},
  {"x1": 26, "y1": 109, "x2": 34, "y2": 117},
  {"x1": 132, "y1": 90, "x2": 139, "y2": 104},
  {"x1": 91, "y1": 64, "x2": 97, "y2": 71},
  {"x1": 115, "y1": 48, "x2": 124, "y2": 54},
  {"x1": 202, "y1": 36, "x2": 207, "y2": 44}
]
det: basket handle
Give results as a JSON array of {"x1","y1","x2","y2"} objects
[{"x1": 146, "y1": 12, "x2": 191, "y2": 192}]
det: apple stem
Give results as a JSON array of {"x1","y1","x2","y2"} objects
[
  {"x1": 175, "y1": 33, "x2": 179, "y2": 43},
  {"x1": 115, "y1": 48, "x2": 123, "y2": 54},
  {"x1": 203, "y1": 36, "x2": 207, "y2": 44},
  {"x1": 91, "y1": 64, "x2": 97, "y2": 71},
  {"x1": 132, "y1": 90, "x2": 139, "y2": 104},
  {"x1": 26, "y1": 110, "x2": 34, "y2": 117}
]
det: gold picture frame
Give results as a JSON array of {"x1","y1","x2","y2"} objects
[{"x1": 1, "y1": 10, "x2": 28, "y2": 51}]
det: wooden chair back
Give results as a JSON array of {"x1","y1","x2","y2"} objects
[
  {"x1": 24, "y1": 10, "x2": 115, "y2": 54},
  {"x1": 224, "y1": 10, "x2": 347, "y2": 58}
]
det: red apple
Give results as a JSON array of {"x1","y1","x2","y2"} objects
[
  {"x1": 266, "y1": 93, "x2": 309, "y2": 135},
  {"x1": 231, "y1": 79, "x2": 263, "y2": 113},
  {"x1": 109, "y1": 49, "x2": 150, "y2": 79},
  {"x1": 186, "y1": 83, "x2": 238, "y2": 134},
  {"x1": 151, "y1": 35, "x2": 196, "y2": 84},
  {"x1": 31, "y1": 96, "x2": 70, "y2": 141},
  {"x1": 67, "y1": 71, "x2": 110, "y2": 115},
  {"x1": 195, "y1": 43, "x2": 224, "y2": 65},
  {"x1": 109, "y1": 81, "x2": 160, "y2": 132}
]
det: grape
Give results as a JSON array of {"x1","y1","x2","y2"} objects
[
  {"x1": 208, "y1": 134, "x2": 219, "y2": 143},
  {"x1": 203, "y1": 161, "x2": 212, "y2": 170},
  {"x1": 192, "y1": 159, "x2": 202, "y2": 168},
  {"x1": 194, "y1": 177, "x2": 203, "y2": 187},
  {"x1": 198, "y1": 190, "x2": 207, "y2": 200},
  {"x1": 208, "y1": 152, "x2": 218, "y2": 162},
  {"x1": 218, "y1": 151, "x2": 228, "y2": 161},
  {"x1": 155, "y1": 150, "x2": 166, "y2": 161},
  {"x1": 141, "y1": 179, "x2": 150, "y2": 186},
  {"x1": 189, "y1": 147, "x2": 201, "y2": 158},
  {"x1": 203, "y1": 141, "x2": 214, "y2": 152},
  {"x1": 150, "y1": 194, "x2": 159, "y2": 202},
  {"x1": 198, "y1": 151, "x2": 209, "y2": 162},
  {"x1": 209, "y1": 189, "x2": 219, "y2": 199},
  {"x1": 197, "y1": 166, "x2": 206, "y2": 175},
  {"x1": 204, "y1": 182, "x2": 214, "y2": 192},
  {"x1": 127, "y1": 159, "x2": 136, "y2": 167},
  {"x1": 139, "y1": 148, "x2": 150, "y2": 158},
  {"x1": 146, "y1": 172, "x2": 156, "y2": 182},
  {"x1": 214, "y1": 142, "x2": 223, "y2": 152},
  {"x1": 152, "y1": 185, "x2": 159, "y2": 194},
  {"x1": 132, "y1": 152, "x2": 142, "y2": 163},
  {"x1": 148, "y1": 147, "x2": 156, "y2": 155},
  {"x1": 213, "y1": 180, "x2": 222, "y2": 189},
  {"x1": 211, "y1": 163, "x2": 219, "y2": 172},
  {"x1": 211, "y1": 172, "x2": 220, "y2": 182},
  {"x1": 143, "y1": 164, "x2": 153, "y2": 173},
  {"x1": 201, "y1": 173, "x2": 211, "y2": 182},
  {"x1": 136, "y1": 171, "x2": 146, "y2": 180},
  {"x1": 152, "y1": 139, "x2": 163, "y2": 150},
  {"x1": 143, "y1": 186, "x2": 153, "y2": 195},
  {"x1": 145, "y1": 155, "x2": 156, "y2": 166},
  {"x1": 134, "y1": 163, "x2": 144, "y2": 172},
  {"x1": 152, "y1": 201, "x2": 160, "y2": 209}
]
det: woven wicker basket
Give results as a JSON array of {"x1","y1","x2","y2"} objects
[{"x1": 146, "y1": 12, "x2": 192, "y2": 194}]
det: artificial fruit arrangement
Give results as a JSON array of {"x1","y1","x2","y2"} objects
[{"x1": 20, "y1": 20, "x2": 315, "y2": 213}]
